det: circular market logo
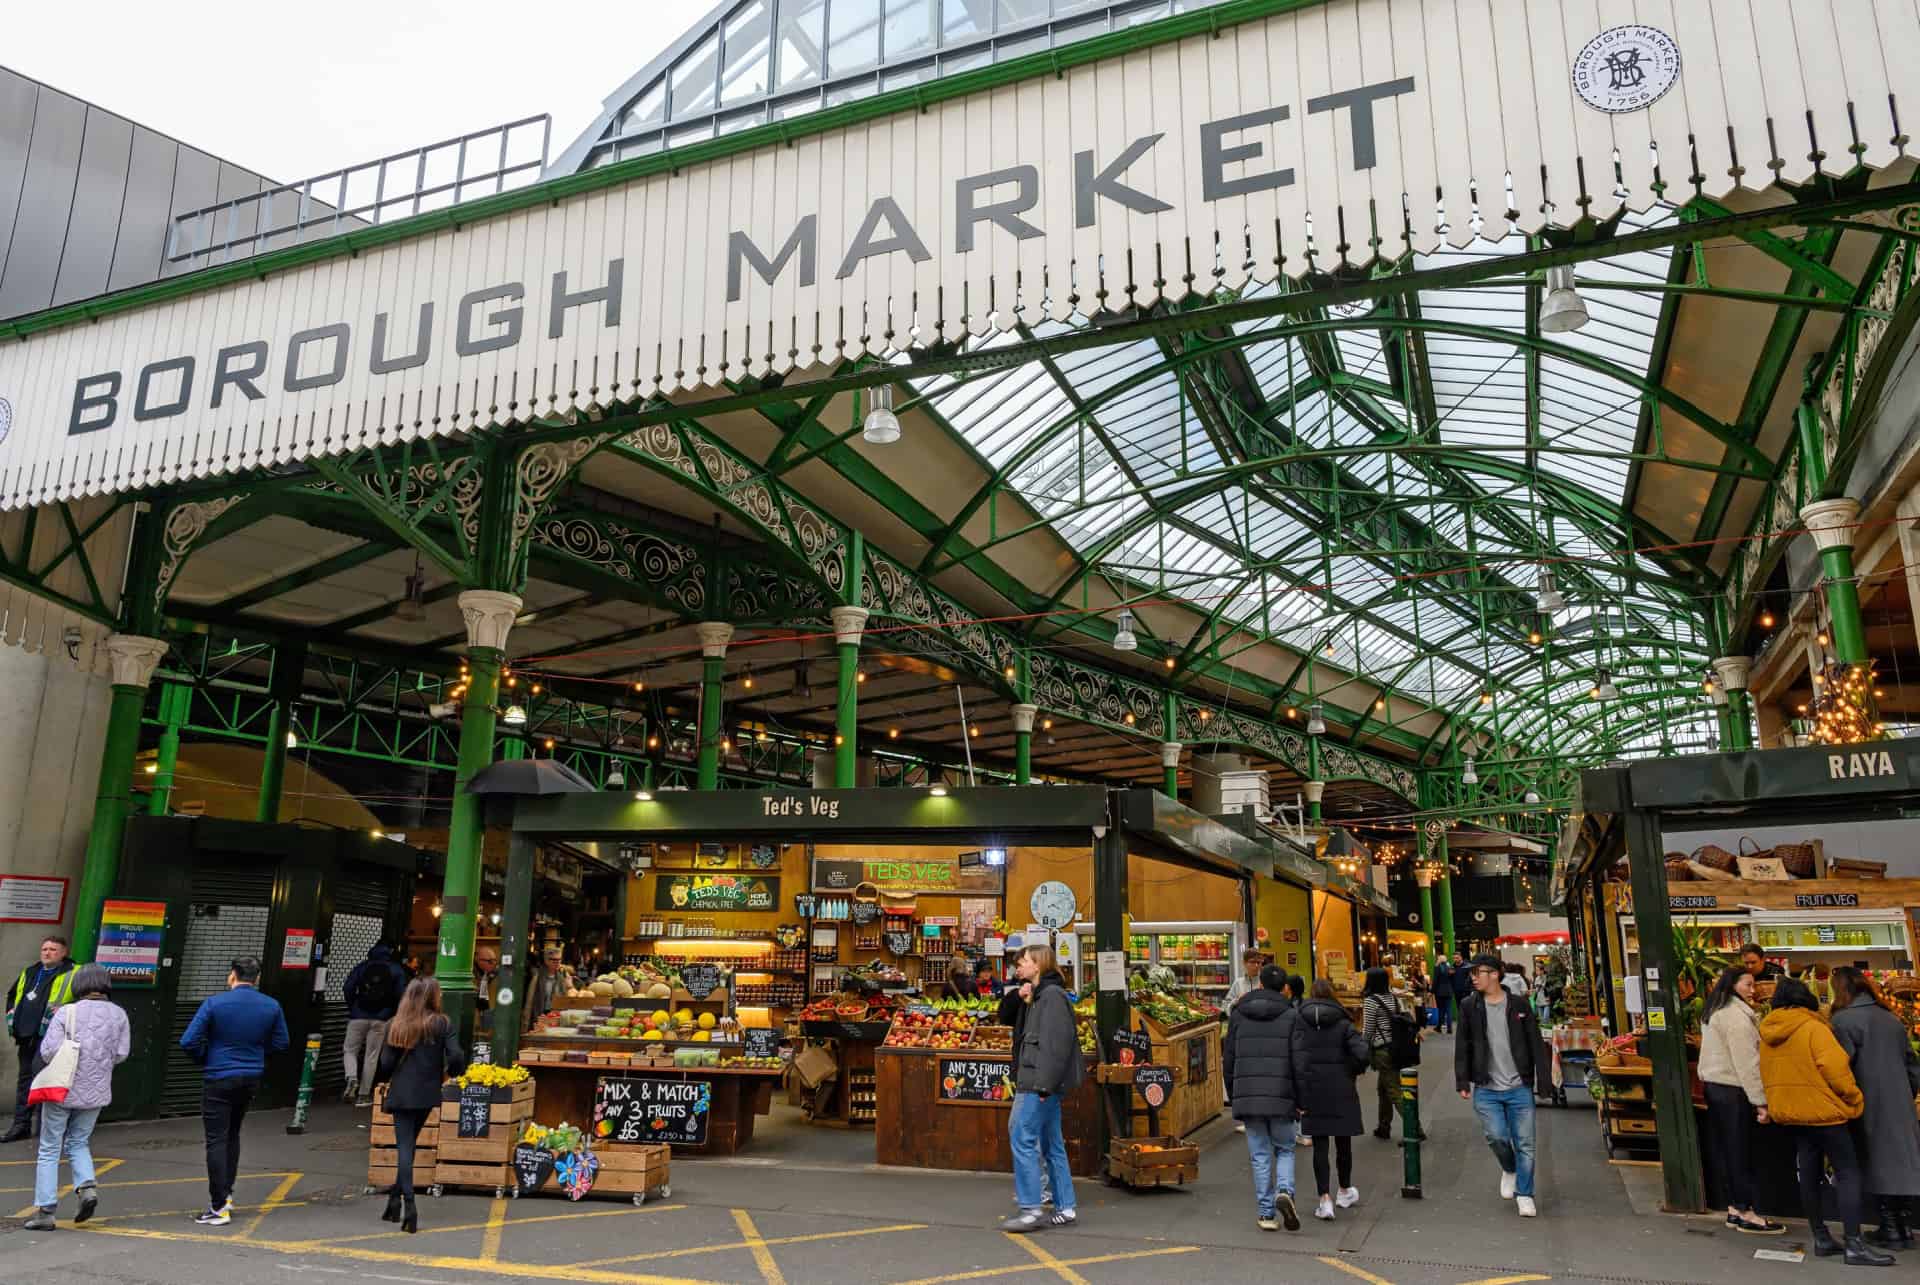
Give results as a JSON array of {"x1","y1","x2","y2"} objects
[
  {"x1": 0, "y1": 397, "x2": 12, "y2": 447},
  {"x1": 1573, "y1": 25, "x2": 1681, "y2": 114}
]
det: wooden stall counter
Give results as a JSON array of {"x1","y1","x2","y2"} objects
[
  {"x1": 874, "y1": 1049, "x2": 1101, "y2": 1176},
  {"x1": 1136, "y1": 1016, "x2": 1224, "y2": 1140},
  {"x1": 520, "y1": 1040, "x2": 781, "y2": 1156}
]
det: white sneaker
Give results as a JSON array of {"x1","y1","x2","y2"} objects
[
  {"x1": 1315, "y1": 1195, "x2": 1335, "y2": 1220},
  {"x1": 1500, "y1": 1171, "x2": 1517, "y2": 1199},
  {"x1": 1336, "y1": 1186, "x2": 1359, "y2": 1209},
  {"x1": 1516, "y1": 1195, "x2": 1537, "y2": 1218}
]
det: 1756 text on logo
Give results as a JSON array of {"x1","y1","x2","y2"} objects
[{"x1": 1573, "y1": 25, "x2": 1681, "y2": 115}]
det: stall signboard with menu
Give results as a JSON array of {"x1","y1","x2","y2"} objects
[
  {"x1": 939, "y1": 1056, "x2": 1013, "y2": 1105},
  {"x1": 595, "y1": 1076, "x2": 711, "y2": 1145},
  {"x1": 654, "y1": 874, "x2": 779, "y2": 911}
]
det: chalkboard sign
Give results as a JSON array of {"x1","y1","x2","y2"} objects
[
  {"x1": 748, "y1": 844, "x2": 778, "y2": 869},
  {"x1": 851, "y1": 901, "x2": 880, "y2": 926},
  {"x1": 818, "y1": 862, "x2": 858, "y2": 889},
  {"x1": 1134, "y1": 1066, "x2": 1175, "y2": 1109},
  {"x1": 883, "y1": 930, "x2": 914, "y2": 956},
  {"x1": 456, "y1": 1082, "x2": 495, "y2": 1138},
  {"x1": 680, "y1": 963, "x2": 722, "y2": 999},
  {"x1": 594, "y1": 1076, "x2": 711, "y2": 1146},
  {"x1": 743, "y1": 1027, "x2": 781, "y2": 1059},
  {"x1": 938, "y1": 1056, "x2": 1014, "y2": 1105},
  {"x1": 511, "y1": 1141, "x2": 557, "y2": 1195},
  {"x1": 697, "y1": 842, "x2": 728, "y2": 858},
  {"x1": 1187, "y1": 1034, "x2": 1208, "y2": 1083},
  {"x1": 1111, "y1": 1026, "x2": 1152, "y2": 1066}
]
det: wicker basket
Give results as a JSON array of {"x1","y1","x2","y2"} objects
[
  {"x1": 1664, "y1": 855, "x2": 1696, "y2": 882},
  {"x1": 1692, "y1": 843, "x2": 1739, "y2": 873},
  {"x1": 1772, "y1": 840, "x2": 1819, "y2": 879}
]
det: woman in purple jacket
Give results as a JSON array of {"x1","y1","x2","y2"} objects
[{"x1": 25, "y1": 964, "x2": 129, "y2": 1230}]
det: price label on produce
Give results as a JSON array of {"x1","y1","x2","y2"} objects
[
  {"x1": 511, "y1": 1141, "x2": 556, "y2": 1195},
  {"x1": 1133, "y1": 1065, "x2": 1175, "y2": 1109},
  {"x1": 743, "y1": 1027, "x2": 781, "y2": 1059},
  {"x1": 594, "y1": 1076, "x2": 711, "y2": 1146},
  {"x1": 938, "y1": 1056, "x2": 1014, "y2": 1104},
  {"x1": 680, "y1": 963, "x2": 723, "y2": 999}
]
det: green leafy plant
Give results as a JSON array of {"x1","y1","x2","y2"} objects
[{"x1": 1670, "y1": 918, "x2": 1732, "y2": 1035}]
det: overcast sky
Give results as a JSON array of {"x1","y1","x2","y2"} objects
[{"x1": 7, "y1": 0, "x2": 719, "y2": 179}]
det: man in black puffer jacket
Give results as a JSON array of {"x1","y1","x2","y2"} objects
[{"x1": 1225, "y1": 966, "x2": 1302, "y2": 1231}]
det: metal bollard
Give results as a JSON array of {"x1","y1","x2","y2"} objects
[
  {"x1": 1398, "y1": 1066, "x2": 1421, "y2": 1198},
  {"x1": 286, "y1": 1033, "x2": 321, "y2": 1134}
]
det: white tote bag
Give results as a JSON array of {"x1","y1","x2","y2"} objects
[{"x1": 28, "y1": 1009, "x2": 80, "y2": 1105}]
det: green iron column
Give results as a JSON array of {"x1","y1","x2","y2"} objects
[
  {"x1": 438, "y1": 589, "x2": 519, "y2": 1043},
  {"x1": 1093, "y1": 816, "x2": 1129, "y2": 1164},
  {"x1": 146, "y1": 679, "x2": 191, "y2": 816},
  {"x1": 255, "y1": 641, "x2": 306, "y2": 823},
  {"x1": 73, "y1": 635, "x2": 170, "y2": 961},
  {"x1": 1434, "y1": 829, "x2": 1457, "y2": 959},
  {"x1": 1711, "y1": 657, "x2": 1754, "y2": 751},
  {"x1": 1011, "y1": 703, "x2": 1037, "y2": 786},
  {"x1": 1796, "y1": 400, "x2": 1868, "y2": 665},
  {"x1": 1416, "y1": 869, "x2": 1437, "y2": 970},
  {"x1": 491, "y1": 828, "x2": 538, "y2": 1066},
  {"x1": 1160, "y1": 689, "x2": 1180, "y2": 798},
  {"x1": 695, "y1": 623, "x2": 732, "y2": 790},
  {"x1": 830, "y1": 605, "x2": 868, "y2": 788}
]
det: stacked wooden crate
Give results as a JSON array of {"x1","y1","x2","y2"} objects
[
  {"x1": 436, "y1": 1079, "x2": 536, "y2": 1192},
  {"x1": 367, "y1": 1084, "x2": 438, "y2": 1190}
]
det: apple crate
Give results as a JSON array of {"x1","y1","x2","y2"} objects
[
  {"x1": 367, "y1": 1145, "x2": 437, "y2": 1191},
  {"x1": 526, "y1": 1143, "x2": 672, "y2": 1205},
  {"x1": 1106, "y1": 1136, "x2": 1199, "y2": 1189}
]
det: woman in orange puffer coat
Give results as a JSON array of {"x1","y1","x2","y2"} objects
[{"x1": 1758, "y1": 978, "x2": 1890, "y2": 1266}]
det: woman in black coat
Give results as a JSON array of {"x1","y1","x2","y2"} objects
[
  {"x1": 1830, "y1": 967, "x2": 1920, "y2": 1247},
  {"x1": 372, "y1": 978, "x2": 467, "y2": 1233},
  {"x1": 1293, "y1": 979, "x2": 1369, "y2": 1221}
]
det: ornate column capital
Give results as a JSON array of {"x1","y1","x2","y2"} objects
[
  {"x1": 1303, "y1": 780, "x2": 1326, "y2": 805},
  {"x1": 1010, "y1": 704, "x2": 1038, "y2": 735},
  {"x1": 1711, "y1": 656, "x2": 1752, "y2": 694},
  {"x1": 695, "y1": 621, "x2": 735, "y2": 659},
  {"x1": 457, "y1": 590, "x2": 523, "y2": 653},
  {"x1": 829, "y1": 605, "x2": 869, "y2": 648},
  {"x1": 1414, "y1": 868, "x2": 1434, "y2": 889},
  {"x1": 1800, "y1": 497, "x2": 1862, "y2": 553},
  {"x1": 1160, "y1": 742, "x2": 1182, "y2": 769},
  {"x1": 104, "y1": 634, "x2": 168, "y2": 689}
]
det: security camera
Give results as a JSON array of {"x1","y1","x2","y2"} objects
[{"x1": 428, "y1": 701, "x2": 459, "y2": 721}]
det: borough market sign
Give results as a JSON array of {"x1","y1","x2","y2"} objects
[{"x1": 0, "y1": 0, "x2": 1906, "y2": 510}]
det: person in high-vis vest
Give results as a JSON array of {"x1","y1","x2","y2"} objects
[{"x1": 5, "y1": 936, "x2": 76, "y2": 1142}]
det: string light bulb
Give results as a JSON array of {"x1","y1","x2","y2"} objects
[{"x1": 1759, "y1": 609, "x2": 1776, "y2": 629}]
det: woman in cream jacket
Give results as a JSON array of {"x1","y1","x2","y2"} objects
[{"x1": 1698, "y1": 966, "x2": 1781, "y2": 1234}]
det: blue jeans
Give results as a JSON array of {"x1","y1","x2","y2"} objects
[
  {"x1": 1436, "y1": 994, "x2": 1453, "y2": 1031},
  {"x1": 1243, "y1": 1116, "x2": 1298, "y2": 1218},
  {"x1": 1009, "y1": 1091, "x2": 1074, "y2": 1213},
  {"x1": 35, "y1": 1104, "x2": 101, "y2": 1210},
  {"x1": 1471, "y1": 1084, "x2": 1536, "y2": 1197}
]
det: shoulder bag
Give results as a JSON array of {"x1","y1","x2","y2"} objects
[{"x1": 28, "y1": 1007, "x2": 81, "y2": 1105}]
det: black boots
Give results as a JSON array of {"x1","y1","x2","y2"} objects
[
  {"x1": 1814, "y1": 1223, "x2": 1843, "y2": 1257},
  {"x1": 1372, "y1": 1125, "x2": 1392, "y2": 1140},
  {"x1": 401, "y1": 1195, "x2": 418, "y2": 1234},
  {"x1": 1845, "y1": 1235, "x2": 1895, "y2": 1267},
  {"x1": 381, "y1": 1189, "x2": 402, "y2": 1223},
  {"x1": 1, "y1": 1124, "x2": 29, "y2": 1144},
  {"x1": 1867, "y1": 1200, "x2": 1913, "y2": 1250}
]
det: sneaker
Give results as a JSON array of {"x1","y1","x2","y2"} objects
[
  {"x1": 1044, "y1": 1209, "x2": 1076, "y2": 1228},
  {"x1": 1235, "y1": 1122, "x2": 1247, "y2": 1133},
  {"x1": 75, "y1": 1186, "x2": 97, "y2": 1224},
  {"x1": 1336, "y1": 1186, "x2": 1360, "y2": 1209},
  {"x1": 341, "y1": 1079, "x2": 357, "y2": 1103},
  {"x1": 194, "y1": 1207, "x2": 231, "y2": 1226},
  {"x1": 1257, "y1": 1216, "x2": 1279, "y2": 1231},
  {"x1": 1516, "y1": 1196, "x2": 1537, "y2": 1218},
  {"x1": 1000, "y1": 1210, "x2": 1045, "y2": 1233},
  {"x1": 1315, "y1": 1196, "x2": 1335, "y2": 1220},
  {"x1": 219, "y1": 1198, "x2": 233, "y2": 1216},
  {"x1": 22, "y1": 1209, "x2": 54, "y2": 1231},
  {"x1": 1500, "y1": 1171, "x2": 1517, "y2": 1199},
  {"x1": 1277, "y1": 1192, "x2": 1300, "y2": 1231}
]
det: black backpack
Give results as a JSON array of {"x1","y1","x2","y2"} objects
[
  {"x1": 353, "y1": 962, "x2": 397, "y2": 1012},
  {"x1": 1388, "y1": 1004, "x2": 1422, "y2": 1069}
]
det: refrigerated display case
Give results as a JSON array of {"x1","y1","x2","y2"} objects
[{"x1": 1070, "y1": 920, "x2": 1244, "y2": 999}]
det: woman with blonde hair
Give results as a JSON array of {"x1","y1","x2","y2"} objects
[{"x1": 371, "y1": 978, "x2": 466, "y2": 1233}]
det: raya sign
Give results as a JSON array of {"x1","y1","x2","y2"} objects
[
  {"x1": 0, "y1": 2, "x2": 1900, "y2": 512},
  {"x1": 655, "y1": 874, "x2": 778, "y2": 912}
]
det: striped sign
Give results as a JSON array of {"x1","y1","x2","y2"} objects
[{"x1": 0, "y1": 0, "x2": 1911, "y2": 511}]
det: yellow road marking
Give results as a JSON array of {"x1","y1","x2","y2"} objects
[
  {"x1": 74, "y1": 1223, "x2": 728, "y2": 1285},
  {"x1": 1457, "y1": 1277, "x2": 1550, "y2": 1285},
  {"x1": 87, "y1": 1201, "x2": 307, "y2": 1226},
  {"x1": 480, "y1": 1195, "x2": 510, "y2": 1263},
  {"x1": 242, "y1": 1172, "x2": 301, "y2": 1235},
  {"x1": 732, "y1": 1208, "x2": 787, "y2": 1285},
  {"x1": 891, "y1": 1245, "x2": 1201, "y2": 1285},
  {"x1": 1005, "y1": 1234, "x2": 1090, "y2": 1285},
  {"x1": 1319, "y1": 1256, "x2": 1397, "y2": 1285},
  {"x1": 0, "y1": 1156, "x2": 120, "y2": 1167},
  {"x1": 571, "y1": 1221, "x2": 925, "y2": 1269},
  {"x1": 2, "y1": 1166, "x2": 292, "y2": 1197},
  {"x1": 331, "y1": 1201, "x2": 684, "y2": 1245},
  {"x1": 9, "y1": 1157, "x2": 123, "y2": 1216}
]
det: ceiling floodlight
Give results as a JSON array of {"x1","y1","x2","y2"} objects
[
  {"x1": 1306, "y1": 702, "x2": 1327, "y2": 736},
  {"x1": 502, "y1": 704, "x2": 528, "y2": 726},
  {"x1": 1539, "y1": 264, "x2": 1590, "y2": 333},
  {"x1": 1461, "y1": 756, "x2": 1479, "y2": 785},
  {"x1": 606, "y1": 764, "x2": 626, "y2": 789},
  {"x1": 1594, "y1": 668, "x2": 1621, "y2": 702},
  {"x1": 1112, "y1": 609, "x2": 1138, "y2": 652},
  {"x1": 1535, "y1": 568, "x2": 1565, "y2": 615},
  {"x1": 1524, "y1": 788, "x2": 1542, "y2": 805},
  {"x1": 862, "y1": 383, "x2": 901, "y2": 445}
]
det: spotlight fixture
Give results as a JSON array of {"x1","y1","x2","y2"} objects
[
  {"x1": 1112, "y1": 608, "x2": 1138, "y2": 652},
  {"x1": 1529, "y1": 630, "x2": 1543, "y2": 645},
  {"x1": 144, "y1": 762, "x2": 158, "y2": 775},
  {"x1": 1759, "y1": 609, "x2": 1776, "y2": 629},
  {"x1": 862, "y1": 382, "x2": 902, "y2": 444},
  {"x1": 1041, "y1": 717, "x2": 1053, "y2": 731},
  {"x1": 1479, "y1": 691, "x2": 1493, "y2": 706},
  {"x1": 607, "y1": 763, "x2": 626, "y2": 789},
  {"x1": 983, "y1": 847, "x2": 1007, "y2": 867},
  {"x1": 490, "y1": 913, "x2": 502, "y2": 926},
  {"x1": 634, "y1": 789, "x2": 654, "y2": 801},
  {"x1": 888, "y1": 727, "x2": 899, "y2": 739},
  {"x1": 285, "y1": 730, "x2": 299, "y2": 749},
  {"x1": 1524, "y1": 788, "x2": 1542, "y2": 805},
  {"x1": 633, "y1": 680, "x2": 646, "y2": 693},
  {"x1": 1163, "y1": 655, "x2": 1176, "y2": 671},
  {"x1": 647, "y1": 734, "x2": 660, "y2": 749},
  {"x1": 1374, "y1": 697, "x2": 1386, "y2": 713},
  {"x1": 1594, "y1": 668, "x2": 1620, "y2": 702},
  {"x1": 502, "y1": 705, "x2": 528, "y2": 726},
  {"x1": 1535, "y1": 568, "x2": 1565, "y2": 615},
  {"x1": 1461, "y1": 756, "x2": 1479, "y2": 785},
  {"x1": 742, "y1": 668, "x2": 754, "y2": 690},
  {"x1": 929, "y1": 782, "x2": 949, "y2": 797},
  {"x1": 1538, "y1": 264, "x2": 1590, "y2": 333},
  {"x1": 1306, "y1": 702, "x2": 1327, "y2": 736}
]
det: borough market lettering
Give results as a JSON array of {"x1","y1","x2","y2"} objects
[{"x1": 62, "y1": 77, "x2": 1416, "y2": 437}]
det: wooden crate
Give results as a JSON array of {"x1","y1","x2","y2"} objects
[
  {"x1": 529, "y1": 1144, "x2": 671, "y2": 1201},
  {"x1": 368, "y1": 1146, "x2": 438, "y2": 1189},
  {"x1": 435, "y1": 1160, "x2": 512, "y2": 1191},
  {"x1": 1107, "y1": 1136, "x2": 1200, "y2": 1188},
  {"x1": 371, "y1": 1120, "x2": 440, "y2": 1147}
]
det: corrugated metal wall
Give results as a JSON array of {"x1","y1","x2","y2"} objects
[{"x1": 0, "y1": 65, "x2": 280, "y2": 320}]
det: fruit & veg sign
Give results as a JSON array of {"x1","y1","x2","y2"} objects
[
  {"x1": 595, "y1": 1075, "x2": 711, "y2": 1145},
  {"x1": 938, "y1": 1056, "x2": 1014, "y2": 1106}
]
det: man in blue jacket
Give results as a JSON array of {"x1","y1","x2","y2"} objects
[{"x1": 180, "y1": 957, "x2": 288, "y2": 1226}]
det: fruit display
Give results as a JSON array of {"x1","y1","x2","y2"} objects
[
  {"x1": 454, "y1": 1062, "x2": 531, "y2": 1088},
  {"x1": 672, "y1": 1047, "x2": 725, "y2": 1068},
  {"x1": 1127, "y1": 976, "x2": 1216, "y2": 1028},
  {"x1": 883, "y1": 1005, "x2": 979, "y2": 1048},
  {"x1": 969, "y1": 1024, "x2": 1012, "y2": 1052},
  {"x1": 721, "y1": 1055, "x2": 785, "y2": 1070},
  {"x1": 521, "y1": 1120, "x2": 585, "y2": 1153},
  {"x1": 530, "y1": 1005, "x2": 742, "y2": 1044},
  {"x1": 799, "y1": 990, "x2": 900, "y2": 1023}
]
